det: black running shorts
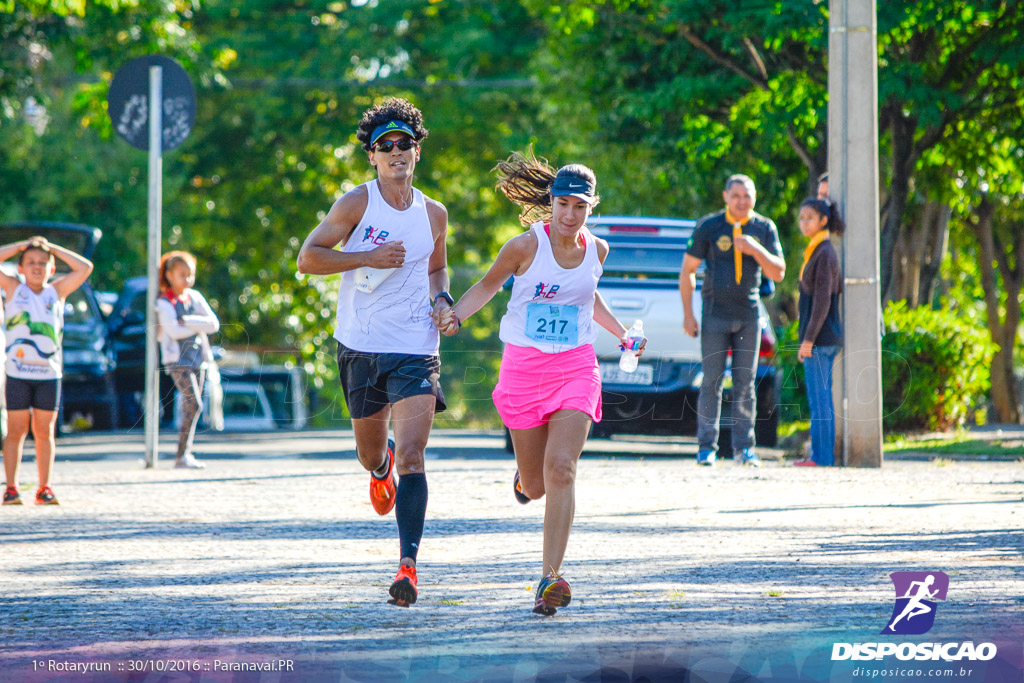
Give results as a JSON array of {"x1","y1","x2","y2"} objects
[
  {"x1": 336, "y1": 342, "x2": 446, "y2": 420},
  {"x1": 6, "y1": 376, "x2": 62, "y2": 412}
]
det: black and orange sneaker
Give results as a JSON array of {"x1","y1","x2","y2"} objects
[
  {"x1": 369, "y1": 438, "x2": 397, "y2": 516},
  {"x1": 3, "y1": 486, "x2": 22, "y2": 506},
  {"x1": 35, "y1": 486, "x2": 59, "y2": 506},
  {"x1": 513, "y1": 470, "x2": 530, "y2": 505},
  {"x1": 533, "y1": 573, "x2": 571, "y2": 616},
  {"x1": 387, "y1": 563, "x2": 418, "y2": 606}
]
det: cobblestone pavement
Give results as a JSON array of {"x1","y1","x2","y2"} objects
[{"x1": 1, "y1": 430, "x2": 1021, "y2": 681}]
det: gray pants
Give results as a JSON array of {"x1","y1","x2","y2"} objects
[
  {"x1": 169, "y1": 366, "x2": 206, "y2": 460},
  {"x1": 697, "y1": 315, "x2": 761, "y2": 452}
]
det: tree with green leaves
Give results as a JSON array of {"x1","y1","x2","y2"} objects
[
  {"x1": 0, "y1": 0, "x2": 203, "y2": 123},
  {"x1": 943, "y1": 122, "x2": 1024, "y2": 424},
  {"x1": 521, "y1": 0, "x2": 1024, "y2": 310}
]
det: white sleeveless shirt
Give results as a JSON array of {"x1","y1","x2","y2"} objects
[
  {"x1": 499, "y1": 222, "x2": 602, "y2": 354},
  {"x1": 333, "y1": 180, "x2": 439, "y2": 355},
  {"x1": 5, "y1": 283, "x2": 64, "y2": 380}
]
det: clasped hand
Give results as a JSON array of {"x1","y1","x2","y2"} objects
[{"x1": 432, "y1": 302, "x2": 459, "y2": 336}]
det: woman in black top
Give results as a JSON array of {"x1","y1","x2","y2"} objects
[{"x1": 795, "y1": 198, "x2": 844, "y2": 466}]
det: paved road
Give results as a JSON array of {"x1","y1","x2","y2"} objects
[{"x1": 1, "y1": 429, "x2": 1021, "y2": 682}]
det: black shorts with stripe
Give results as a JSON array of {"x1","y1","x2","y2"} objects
[{"x1": 336, "y1": 342, "x2": 446, "y2": 420}]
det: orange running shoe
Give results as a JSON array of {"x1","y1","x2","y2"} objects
[
  {"x1": 533, "y1": 572, "x2": 571, "y2": 616},
  {"x1": 3, "y1": 486, "x2": 22, "y2": 505},
  {"x1": 35, "y1": 486, "x2": 59, "y2": 505},
  {"x1": 369, "y1": 439, "x2": 397, "y2": 515},
  {"x1": 388, "y1": 563, "x2": 418, "y2": 606},
  {"x1": 513, "y1": 470, "x2": 530, "y2": 505}
]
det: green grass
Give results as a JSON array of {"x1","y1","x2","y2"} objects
[
  {"x1": 883, "y1": 434, "x2": 1024, "y2": 457},
  {"x1": 778, "y1": 420, "x2": 810, "y2": 440},
  {"x1": 782, "y1": 421, "x2": 1024, "y2": 459},
  {"x1": 666, "y1": 589, "x2": 686, "y2": 609}
]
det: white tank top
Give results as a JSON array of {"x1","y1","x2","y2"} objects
[
  {"x1": 499, "y1": 222, "x2": 602, "y2": 354},
  {"x1": 5, "y1": 283, "x2": 64, "y2": 380},
  {"x1": 333, "y1": 180, "x2": 439, "y2": 355}
]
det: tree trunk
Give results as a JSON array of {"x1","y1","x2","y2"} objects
[
  {"x1": 971, "y1": 197, "x2": 1023, "y2": 425},
  {"x1": 889, "y1": 228, "x2": 910, "y2": 305},
  {"x1": 892, "y1": 200, "x2": 951, "y2": 307},
  {"x1": 993, "y1": 227, "x2": 1024, "y2": 424},
  {"x1": 917, "y1": 201, "x2": 950, "y2": 306},
  {"x1": 879, "y1": 111, "x2": 917, "y2": 304}
]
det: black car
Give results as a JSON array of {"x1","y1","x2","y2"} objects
[
  {"x1": 0, "y1": 222, "x2": 119, "y2": 430},
  {"x1": 106, "y1": 275, "x2": 176, "y2": 428},
  {"x1": 589, "y1": 217, "x2": 779, "y2": 453},
  {"x1": 108, "y1": 276, "x2": 311, "y2": 431}
]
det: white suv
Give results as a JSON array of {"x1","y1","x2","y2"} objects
[{"x1": 587, "y1": 215, "x2": 779, "y2": 453}]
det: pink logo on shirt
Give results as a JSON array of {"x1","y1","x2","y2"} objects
[
  {"x1": 362, "y1": 226, "x2": 390, "y2": 245},
  {"x1": 533, "y1": 282, "x2": 560, "y2": 299}
]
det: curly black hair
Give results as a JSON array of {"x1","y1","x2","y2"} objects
[{"x1": 355, "y1": 97, "x2": 429, "y2": 151}]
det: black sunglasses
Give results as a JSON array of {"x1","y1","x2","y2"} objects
[{"x1": 373, "y1": 139, "x2": 417, "y2": 153}]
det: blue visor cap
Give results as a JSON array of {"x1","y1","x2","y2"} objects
[
  {"x1": 551, "y1": 175, "x2": 597, "y2": 204},
  {"x1": 370, "y1": 120, "x2": 416, "y2": 145}
]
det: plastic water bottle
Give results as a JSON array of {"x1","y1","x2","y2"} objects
[{"x1": 618, "y1": 320, "x2": 645, "y2": 373}]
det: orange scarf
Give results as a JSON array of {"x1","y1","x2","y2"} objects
[
  {"x1": 800, "y1": 230, "x2": 830, "y2": 280},
  {"x1": 726, "y1": 210, "x2": 751, "y2": 284}
]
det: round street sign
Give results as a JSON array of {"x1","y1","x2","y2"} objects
[{"x1": 108, "y1": 55, "x2": 195, "y2": 151}]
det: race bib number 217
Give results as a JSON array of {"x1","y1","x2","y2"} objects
[{"x1": 525, "y1": 303, "x2": 579, "y2": 345}]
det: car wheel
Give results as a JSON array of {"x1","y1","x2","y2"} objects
[
  {"x1": 755, "y1": 377, "x2": 780, "y2": 447},
  {"x1": 89, "y1": 375, "x2": 120, "y2": 431},
  {"x1": 118, "y1": 391, "x2": 143, "y2": 430},
  {"x1": 755, "y1": 406, "x2": 779, "y2": 447}
]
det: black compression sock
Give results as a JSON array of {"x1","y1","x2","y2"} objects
[{"x1": 395, "y1": 472, "x2": 428, "y2": 561}]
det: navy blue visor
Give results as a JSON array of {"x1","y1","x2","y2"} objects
[
  {"x1": 370, "y1": 120, "x2": 415, "y2": 145},
  {"x1": 551, "y1": 175, "x2": 596, "y2": 204}
]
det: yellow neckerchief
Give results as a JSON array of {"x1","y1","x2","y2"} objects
[
  {"x1": 725, "y1": 209, "x2": 751, "y2": 226},
  {"x1": 725, "y1": 209, "x2": 752, "y2": 283},
  {"x1": 800, "y1": 229, "x2": 830, "y2": 280}
]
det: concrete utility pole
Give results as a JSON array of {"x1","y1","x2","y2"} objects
[
  {"x1": 828, "y1": 0, "x2": 884, "y2": 467},
  {"x1": 144, "y1": 65, "x2": 163, "y2": 468}
]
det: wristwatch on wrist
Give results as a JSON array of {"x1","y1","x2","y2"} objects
[{"x1": 432, "y1": 291, "x2": 454, "y2": 307}]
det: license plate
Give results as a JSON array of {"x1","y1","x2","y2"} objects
[{"x1": 600, "y1": 363, "x2": 654, "y2": 386}]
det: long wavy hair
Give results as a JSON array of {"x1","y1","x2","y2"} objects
[{"x1": 494, "y1": 149, "x2": 599, "y2": 226}]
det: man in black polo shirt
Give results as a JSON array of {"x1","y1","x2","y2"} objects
[{"x1": 679, "y1": 174, "x2": 785, "y2": 467}]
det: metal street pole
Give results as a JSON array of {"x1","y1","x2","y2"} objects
[
  {"x1": 829, "y1": 0, "x2": 884, "y2": 467},
  {"x1": 144, "y1": 65, "x2": 163, "y2": 468}
]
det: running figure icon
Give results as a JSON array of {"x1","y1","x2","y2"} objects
[
  {"x1": 888, "y1": 574, "x2": 938, "y2": 630},
  {"x1": 882, "y1": 571, "x2": 949, "y2": 635}
]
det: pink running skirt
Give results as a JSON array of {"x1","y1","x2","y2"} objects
[{"x1": 492, "y1": 343, "x2": 603, "y2": 430}]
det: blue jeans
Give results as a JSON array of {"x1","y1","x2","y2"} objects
[
  {"x1": 802, "y1": 345, "x2": 839, "y2": 466},
  {"x1": 697, "y1": 316, "x2": 761, "y2": 452}
]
